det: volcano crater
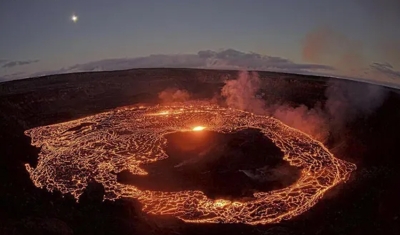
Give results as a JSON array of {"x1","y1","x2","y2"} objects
[{"x1": 117, "y1": 128, "x2": 301, "y2": 200}]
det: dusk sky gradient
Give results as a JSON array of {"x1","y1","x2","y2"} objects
[{"x1": 1, "y1": 0, "x2": 399, "y2": 85}]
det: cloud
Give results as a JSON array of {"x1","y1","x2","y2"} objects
[
  {"x1": 71, "y1": 55, "x2": 205, "y2": 71},
  {"x1": 300, "y1": 24, "x2": 400, "y2": 86},
  {"x1": 300, "y1": 2, "x2": 400, "y2": 82},
  {"x1": 202, "y1": 49, "x2": 335, "y2": 73},
  {"x1": 0, "y1": 59, "x2": 8, "y2": 64},
  {"x1": 0, "y1": 72, "x2": 26, "y2": 82},
  {"x1": 302, "y1": 26, "x2": 365, "y2": 74},
  {"x1": 30, "y1": 49, "x2": 334, "y2": 78},
  {"x1": 370, "y1": 62, "x2": 400, "y2": 80},
  {"x1": 2, "y1": 48, "x2": 398, "y2": 87},
  {"x1": 2, "y1": 60, "x2": 39, "y2": 68}
]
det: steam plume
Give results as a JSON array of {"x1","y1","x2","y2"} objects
[
  {"x1": 324, "y1": 80, "x2": 387, "y2": 132},
  {"x1": 221, "y1": 71, "x2": 265, "y2": 114},
  {"x1": 221, "y1": 71, "x2": 388, "y2": 142},
  {"x1": 158, "y1": 88, "x2": 190, "y2": 103},
  {"x1": 269, "y1": 103, "x2": 329, "y2": 141}
]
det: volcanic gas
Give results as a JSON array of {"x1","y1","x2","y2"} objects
[{"x1": 24, "y1": 102, "x2": 356, "y2": 225}]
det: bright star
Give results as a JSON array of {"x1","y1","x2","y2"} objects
[{"x1": 71, "y1": 14, "x2": 78, "y2": 23}]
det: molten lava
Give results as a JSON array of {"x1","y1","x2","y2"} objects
[
  {"x1": 24, "y1": 102, "x2": 356, "y2": 225},
  {"x1": 192, "y1": 126, "x2": 206, "y2": 131}
]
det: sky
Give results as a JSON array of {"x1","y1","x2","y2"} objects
[{"x1": 1, "y1": 0, "x2": 399, "y2": 85}]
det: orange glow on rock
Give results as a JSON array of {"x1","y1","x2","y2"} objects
[
  {"x1": 192, "y1": 126, "x2": 206, "y2": 131},
  {"x1": 158, "y1": 111, "x2": 169, "y2": 115}
]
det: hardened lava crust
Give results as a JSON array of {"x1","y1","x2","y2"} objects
[{"x1": 25, "y1": 102, "x2": 356, "y2": 225}]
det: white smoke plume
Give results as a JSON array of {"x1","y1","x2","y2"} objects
[
  {"x1": 221, "y1": 71, "x2": 265, "y2": 114},
  {"x1": 158, "y1": 88, "x2": 190, "y2": 103},
  {"x1": 324, "y1": 80, "x2": 387, "y2": 131},
  {"x1": 221, "y1": 71, "x2": 388, "y2": 142},
  {"x1": 269, "y1": 103, "x2": 329, "y2": 141}
]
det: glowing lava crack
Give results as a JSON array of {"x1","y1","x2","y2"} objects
[{"x1": 24, "y1": 102, "x2": 356, "y2": 225}]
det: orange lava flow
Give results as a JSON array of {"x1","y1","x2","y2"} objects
[
  {"x1": 192, "y1": 126, "x2": 206, "y2": 131},
  {"x1": 24, "y1": 102, "x2": 356, "y2": 225}
]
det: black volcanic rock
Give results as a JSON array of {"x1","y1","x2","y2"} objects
[
  {"x1": 117, "y1": 129, "x2": 301, "y2": 200},
  {"x1": 79, "y1": 181, "x2": 106, "y2": 205}
]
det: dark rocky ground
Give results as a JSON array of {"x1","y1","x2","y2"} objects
[
  {"x1": 118, "y1": 129, "x2": 300, "y2": 200},
  {"x1": 0, "y1": 68, "x2": 399, "y2": 235}
]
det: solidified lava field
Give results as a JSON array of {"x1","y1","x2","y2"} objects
[{"x1": 118, "y1": 128, "x2": 300, "y2": 199}]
